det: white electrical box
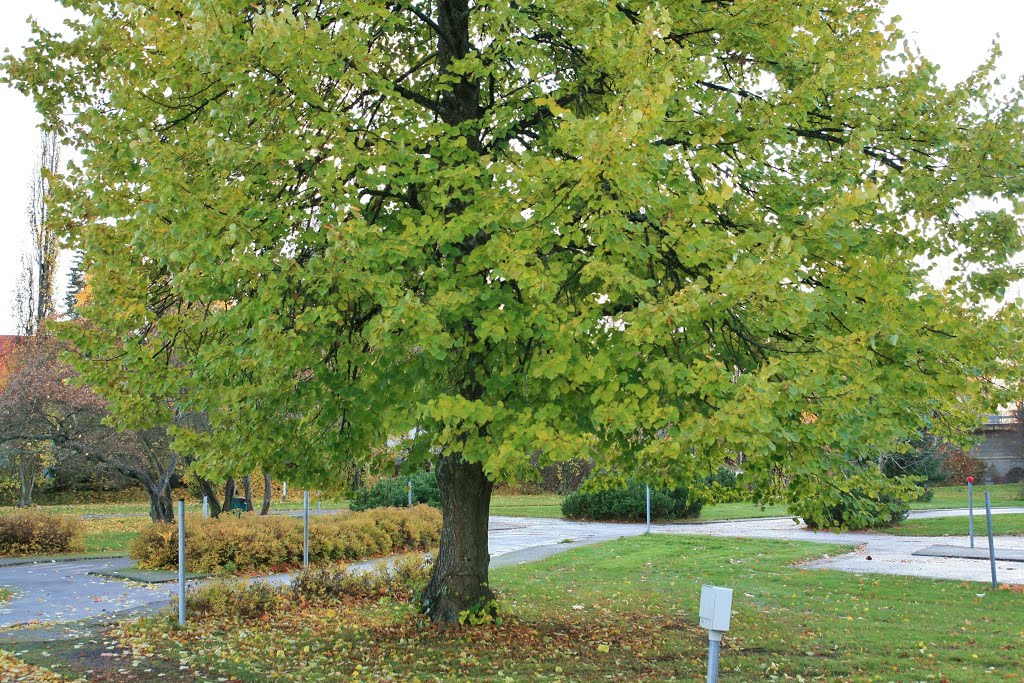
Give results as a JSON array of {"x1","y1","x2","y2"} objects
[{"x1": 699, "y1": 585, "x2": 733, "y2": 632}]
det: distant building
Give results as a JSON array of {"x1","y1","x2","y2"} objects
[{"x1": 968, "y1": 413, "x2": 1024, "y2": 483}]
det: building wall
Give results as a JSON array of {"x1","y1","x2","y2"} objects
[{"x1": 967, "y1": 425, "x2": 1024, "y2": 483}]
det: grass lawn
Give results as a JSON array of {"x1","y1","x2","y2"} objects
[
  {"x1": 490, "y1": 494, "x2": 564, "y2": 518},
  {"x1": 81, "y1": 515, "x2": 150, "y2": 553},
  {"x1": 48, "y1": 535, "x2": 1014, "y2": 683},
  {"x1": 889, "y1": 512, "x2": 1024, "y2": 537},
  {"x1": 0, "y1": 587, "x2": 12, "y2": 603},
  {"x1": 913, "y1": 483, "x2": 1021, "y2": 510}
]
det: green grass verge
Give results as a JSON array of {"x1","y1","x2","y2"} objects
[
  {"x1": 914, "y1": 483, "x2": 1021, "y2": 510},
  {"x1": 490, "y1": 494, "x2": 564, "y2": 518},
  {"x1": 889, "y1": 512, "x2": 1024, "y2": 537},
  {"x1": 0, "y1": 587, "x2": 12, "y2": 604},
  {"x1": 114, "y1": 535, "x2": 1024, "y2": 683}
]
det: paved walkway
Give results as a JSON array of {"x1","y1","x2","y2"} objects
[{"x1": 2, "y1": 507, "x2": 1022, "y2": 630}]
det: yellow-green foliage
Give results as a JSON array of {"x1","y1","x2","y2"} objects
[
  {"x1": 291, "y1": 553, "x2": 433, "y2": 603},
  {"x1": 130, "y1": 505, "x2": 441, "y2": 572},
  {"x1": 0, "y1": 510, "x2": 85, "y2": 556},
  {"x1": 185, "y1": 580, "x2": 284, "y2": 620}
]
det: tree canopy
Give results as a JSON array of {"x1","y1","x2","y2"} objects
[{"x1": 6, "y1": 0, "x2": 1023, "y2": 620}]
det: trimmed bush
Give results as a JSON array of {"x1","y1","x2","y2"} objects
[
  {"x1": 699, "y1": 467, "x2": 747, "y2": 504},
  {"x1": 130, "y1": 505, "x2": 441, "y2": 573},
  {"x1": 350, "y1": 471, "x2": 440, "y2": 510},
  {"x1": 185, "y1": 580, "x2": 284, "y2": 620},
  {"x1": 790, "y1": 475, "x2": 912, "y2": 530},
  {"x1": 0, "y1": 510, "x2": 85, "y2": 556},
  {"x1": 561, "y1": 480, "x2": 702, "y2": 521},
  {"x1": 292, "y1": 553, "x2": 432, "y2": 603}
]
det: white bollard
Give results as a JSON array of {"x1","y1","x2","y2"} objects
[
  {"x1": 202, "y1": 495, "x2": 209, "y2": 518},
  {"x1": 177, "y1": 498, "x2": 186, "y2": 626},
  {"x1": 408, "y1": 480, "x2": 413, "y2": 508},
  {"x1": 282, "y1": 481, "x2": 288, "y2": 501}
]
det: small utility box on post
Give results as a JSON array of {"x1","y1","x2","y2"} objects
[{"x1": 699, "y1": 585, "x2": 733, "y2": 683}]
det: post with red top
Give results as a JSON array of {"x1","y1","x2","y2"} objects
[{"x1": 967, "y1": 477, "x2": 975, "y2": 548}]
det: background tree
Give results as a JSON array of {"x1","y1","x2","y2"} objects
[
  {"x1": 14, "y1": 131, "x2": 62, "y2": 337},
  {"x1": 7, "y1": 0, "x2": 1023, "y2": 622},
  {"x1": 0, "y1": 334, "x2": 183, "y2": 521}
]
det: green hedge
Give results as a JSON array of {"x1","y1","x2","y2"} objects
[
  {"x1": 350, "y1": 471, "x2": 440, "y2": 511},
  {"x1": 789, "y1": 475, "x2": 912, "y2": 530},
  {"x1": 561, "y1": 480, "x2": 702, "y2": 521}
]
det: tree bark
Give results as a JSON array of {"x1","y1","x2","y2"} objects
[
  {"x1": 260, "y1": 472, "x2": 272, "y2": 515},
  {"x1": 242, "y1": 474, "x2": 253, "y2": 512},
  {"x1": 146, "y1": 481, "x2": 174, "y2": 523},
  {"x1": 224, "y1": 477, "x2": 235, "y2": 509},
  {"x1": 195, "y1": 475, "x2": 223, "y2": 517},
  {"x1": 421, "y1": 455, "x2": 494, "y2": 624},
  {"x1": 18, "y1": 455, "x2": 36, "y2": 507}
]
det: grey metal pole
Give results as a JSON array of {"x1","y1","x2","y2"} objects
[
  {"x1": 202, "y1": 495, "x2": 209, "y2": 518},
  {"x1": 985, "y1": 491, "x2": 997, "y2": 589},
  {"x1": 968, "y1": 480, "x2": 975, "y2": 548},
  {"x1": 316, "y1": 500, "x2": 321, "y2": 515},
  {"x1": 177, "y1": 498, "x2": 186, "y2": 627},
  {"x1": 645, "y1": 485, "x2": 651, "y2": 534},
  {"x1": 408, "y1": 480, "x2": 413, "y2": 508},
  {"x1": 282, "y1": 481, "x2": 287, "y2": 501},
  {"x1": 303, "y1": 490, "x2": 310, "y2": 569},
  {"x1": 706, "y1": 633, "x2": 722, "y2": 683}
]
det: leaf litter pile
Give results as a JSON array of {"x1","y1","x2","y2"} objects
[{"x1": 18, "y1": 535, "x2": 1020, "y2": 683}]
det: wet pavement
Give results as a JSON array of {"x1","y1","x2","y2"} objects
[{"x1": 2, "y1": 507, "x2": 1022, "y2": 629}]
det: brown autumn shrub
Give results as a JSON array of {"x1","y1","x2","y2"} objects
[
  {"x1": 130, "y1": 505, "x2": 441, "y2": 572},
  {"x1": 941, "y1": 452, "x2": 988, "y2": 485},
  {"x1": 0, "y1": 509, "x2": 85, "y2": 556}
]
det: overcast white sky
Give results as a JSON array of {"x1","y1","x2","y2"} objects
[{"x1": 1, "y1": 1, "x2": 1023, "y2": 334}]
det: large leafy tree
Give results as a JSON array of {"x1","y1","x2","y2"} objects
[{"x1": 6, "y1": 0, "x2": 1022, "y2": 621}]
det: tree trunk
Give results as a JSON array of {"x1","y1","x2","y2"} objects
[
  {"x1": 242, "y1": 474, "x2": 253, "y2": 512},
  {"x1": 260, "y1": 472, "x2": 272, "y2": 515},
  {"x1": 18, "y1": 456, "x2": 36, "y2": 507},
  {"x1": 224, "y1": 477, "x2": 235, "y2": 509},
  {"x1": 421, "y1": 455, "x2": 494, "y2": 624},
  {"x1": 195, "y1": 475, "x2": 223, "y2": 517},
  {"x1": 146, "y1": 483, "x2": 174, "y2": 523}
]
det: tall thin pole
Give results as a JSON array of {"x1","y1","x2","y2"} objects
[
  {"x1": 177, "y1": 498, "x2": 186, "y2": 626},
  {"x1": 706, "y1": 635, "x2": 722, "y2": 683},
  {"x1": 202, "y1": 495, "x2": 209, "y2": 518},
  {"x1": 645, "y1": 485, "x2": 651, "y2": 534},
  {"x1": 303, "y1": 490, "x2": 310, "y2": 569},
  {"x1": 408, "y1": 480, "x2": 413, "y2": 508},
  {"x1": 985, "y1": 491, "x2": 997, "y2": 589},
  {"x1": 968, "y1": 478, "x2": 975, "y2": 548}
]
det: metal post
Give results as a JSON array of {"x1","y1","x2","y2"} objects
[
  {"x1": 706, "y1": 633, "x2": 722, "y2": 683},
  {"x1": 303, "y1": 490, "x2": 310, "y2": 569},
  {"x1": 202, "y1": 495, "x2": 209, "y2": 518},
  {"x1": 282, "y1": 481, "x2": 287, "y2": 501},
  {"x1": 408, "y1": 480, "x2": 413, "y2": 508},
  {"x1": 985, "y1": 491, "x2": 997, "y2": 589},
  {"x1": 177, "y1": 498, "x2": 186, "y2": 627},
  {"x1": 645, "y1": 484, "x2": 651, "y2": 534},
  {"x1": 968, "y1": 479, "x2": 975, "y2": 548},
  {"x1": 316, "y1": 500, "x2": 321, "y2": 515}
]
